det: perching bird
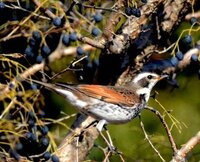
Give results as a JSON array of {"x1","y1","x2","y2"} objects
[{"x1": 29, "y1": 72, "x2": 167, "y2": 132}]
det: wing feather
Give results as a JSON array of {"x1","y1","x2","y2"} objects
[{"x1": 76, "y1": 85, "x2": 139, "y2": 107}]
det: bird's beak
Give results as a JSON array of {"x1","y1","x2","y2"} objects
[{"x1": 158, "y1": 74, "x2": 169, "y2": 81}]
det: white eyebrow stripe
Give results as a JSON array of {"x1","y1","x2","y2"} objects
[{"x1": 133, "y1": 72, "x2": 158, "y2": 83}]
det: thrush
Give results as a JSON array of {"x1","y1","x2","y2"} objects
[{"x1": 29, "y1": 72, "x2": 167, "y2": 132}]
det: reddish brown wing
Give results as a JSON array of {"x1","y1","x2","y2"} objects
[{"x1": 76, "y1": 85, "x2": 139, "y2": 107}]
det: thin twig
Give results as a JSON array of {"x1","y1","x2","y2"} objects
[
  {"x1": 43, "y1": 113, "x2": 77, "y2": 125},
  {"x1": 145, "y1": 106, "x2": 178, "y2": 154},
  {"x1": 0, "y1": 97, "x2": 17, "y2": 119},
  {"x1": 139, "y1": 115, "x2": 166, "y2": 162},
  {"x1": 77, "y1": 34, "x2": 105, "y2": 49},
  {"x1": 31, "y1": 0, "x2": 56, "y2": 19},
  {"x1": 75, "y1": 1, "x2": 128, "y2": 18},
  {"x1": 2, "y1": 0, "x2": 48, "y2": 41},
  {"x1": 66, "y1": 1, "x2": 77, "y2": 15},
  {"x1": 5, "y1": 4, "x2": 50, "y2": 20},
  {"x1": 0, "y1": 62, "x2": 45, "y2": 96}
]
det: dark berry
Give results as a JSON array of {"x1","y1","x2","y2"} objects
[
  {"x1": 9, "y1": 149, "x2": 20, "y2": 161},
  {"x1": 190, "y1": 17, "x2": 198, "y2": 25},
  {"x1": 0, "y1": 2, "x2": 5, "y2": 9},
  {"x1": 43, "y1": 151, "x2": 51, "y2": 161},
  {"x1": 41, "y1": 45, "x2": 51, "y2": 56},
  {"x1": 8, "y1": 82, "x2": 14, "y2": 89},
  {"x1": 26, "y1": 132, "x2": 37, "y2": 142},
  {"x1": 36, "y1": 55, "x2": 43, "y2": 63},
  {"x1": 30, "y1": 83, "x2": 37, "y2": 90},
  {"x1": 93, "y1": 13, "x2": 103, "y2": 22},
  {"x1": 28, "y1": 111, "x2": 35, "y2": 119},
  {"x1": 41, "y1": 126, "x2": 49, "y2": 135},
  {"x1": 32, "y1": 31, "x2": 41, "y2": 41},
  {"x1": 125, "y1": 7, "x2": 132, "y2": 16},
  {"x1": 15, "y1": 143, "x2": 23, "y2": 151},
  {"x1": 76, "y1": 46, "x2": 84, "y2": 56},
  {"x1": 191, "y1": 54, "x2": 198, "y2": 62},
  {"x1": 25, "y1": 46, "x2": 34, "y2": 57},
  {"x1": 69, "y1": 32, "x2": 77, "y2": 41},
  {"x1": 52, "y1": 17, "x2": 62, "y2": 27},
  {"x1": 91, "y1": 27, "x2": 100, "y2": 37},
  {"x1": 184, "y1": 35, "x2": 192, "y2": 44},
  {"x1": 170, "y1": 57, "x2": 179, "y2": 66},
  {"x1": 135, "y1": 9, "x2": 141, "y2": 17},
  {"x1": 62, "y1": 34, "x2": 70, "y2": 45},
  {"x1": 131, "y1": 8, "x2": 137, "y2": 15},
  {"x1": 29, "y1": 37, "x2": 37, "y2": 47},
  {"x1": 40, "y1": 137, "x2": 49, "y2": 146},
  {"x1": 141, "y1": 0, "x2": 147, "y2": 3},
  {"x1": 28, "y1": 119, "x2": 35, "y2": 128},
  {"x1": 51, "y1": 155, "x2": 60, "y2": 162},
  {"x1": 175, "y1": 51, "x2": 184, "y2": 60},
  {"x1": 131, "y1": 8, "x2": 141, "y2": 17}
]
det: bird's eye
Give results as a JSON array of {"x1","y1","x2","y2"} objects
[{"x1": 147, "y1": 75, "x2": 153, "y2": 79}]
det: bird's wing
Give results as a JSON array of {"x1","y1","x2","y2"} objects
[
  {"x1": 28, "y1": 80, "x2": 140, "y2": 107},
  {"x1": 75, "y1": 85, "x2": 140, "y2": 107}
]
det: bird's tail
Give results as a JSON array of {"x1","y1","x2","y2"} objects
[
  {"x1": 27, "y1": 79, "x2": 87, "y2": 108},
  {"x1": 26, "y1": 79, "x2": 78, "y2": 99},
  {"x1": 26, "y1": 78, "x2": 58, "y2": 92}
]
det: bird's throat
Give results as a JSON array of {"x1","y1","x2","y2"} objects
[{"x1": 136, "y1": 87, "x2": 151, "y2": 102}]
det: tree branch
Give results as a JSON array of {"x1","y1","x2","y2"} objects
[
  {"x1": 55, "y1": 115, "x2": 98, "y2": 162},
  {"x1": 145, "y1": 106, "x2": 178, "y2": 154},
  {"x1": 139, "y1": 115, "x2": 166, "y2": 162},
  {"x1": 171, "y1": 131, "x2": 200, "y2": 162}
]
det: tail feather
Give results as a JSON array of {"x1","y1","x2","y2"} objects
[
  {"x1": 28, "y1": 79, "x2": 75, "y2": 92},
  {"x1": 27, "y1": 79, "x2": 56, "y2": 91},
  {"x1": 27, "y1": 79, "x2": 88, "y2": 108},
  {"x1": 27, "y1": 79, "x2": 78, "y2": 98}
]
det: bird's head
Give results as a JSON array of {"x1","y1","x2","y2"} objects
[
  {"x1": 132, "y1": 72, "x2": 168, "y2": 102},
  {"x1": 133, "y1": 72, "x2": 167, "y2": 90}
]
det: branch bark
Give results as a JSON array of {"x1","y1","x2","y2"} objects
[
  {"x1": 171, "y1": 131, "x2": 200, "y2": 162},
  {"x1": 55, "y1": 115, "x2": 98, "y2": 162}
]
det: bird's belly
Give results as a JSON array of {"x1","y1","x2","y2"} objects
[
  {"x1": 56, "y1": 89, "x2": 145, "y2": 124},
  {"x1": 86, "y1": 100, "x2": 145, "y2": 124}
]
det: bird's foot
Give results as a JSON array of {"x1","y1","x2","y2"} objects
[{"x1": 107, "y1": 144, "x2": 117, "y2": 153}]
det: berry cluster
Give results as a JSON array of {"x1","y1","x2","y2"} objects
[
  {"x1": 62, "y1": 32, "x2": 78, "y2": 46},
  {"x1": 5, "y1": 106, "x2": 60, "y2": 161},
  {"x1": 24, "y1": 30, "x2": 51, "y2": 63},
  {"x1": 125, "y1": 7, "x2": 141, "y2": 17}
]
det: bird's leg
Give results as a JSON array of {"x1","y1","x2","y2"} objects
[
  {"x1": 96, "y1": 120, "x2": 116, "y2": 152},
  {"x1": 96, "y1": 119, "x2": 106, "y2": 132},
  {"x1": 104, "y1": 126, "x2": 116, "y2": 152}
]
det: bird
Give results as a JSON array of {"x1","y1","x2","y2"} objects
[{"x1": 29, "y1": 72, "x2": 167, "y2": 132}]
